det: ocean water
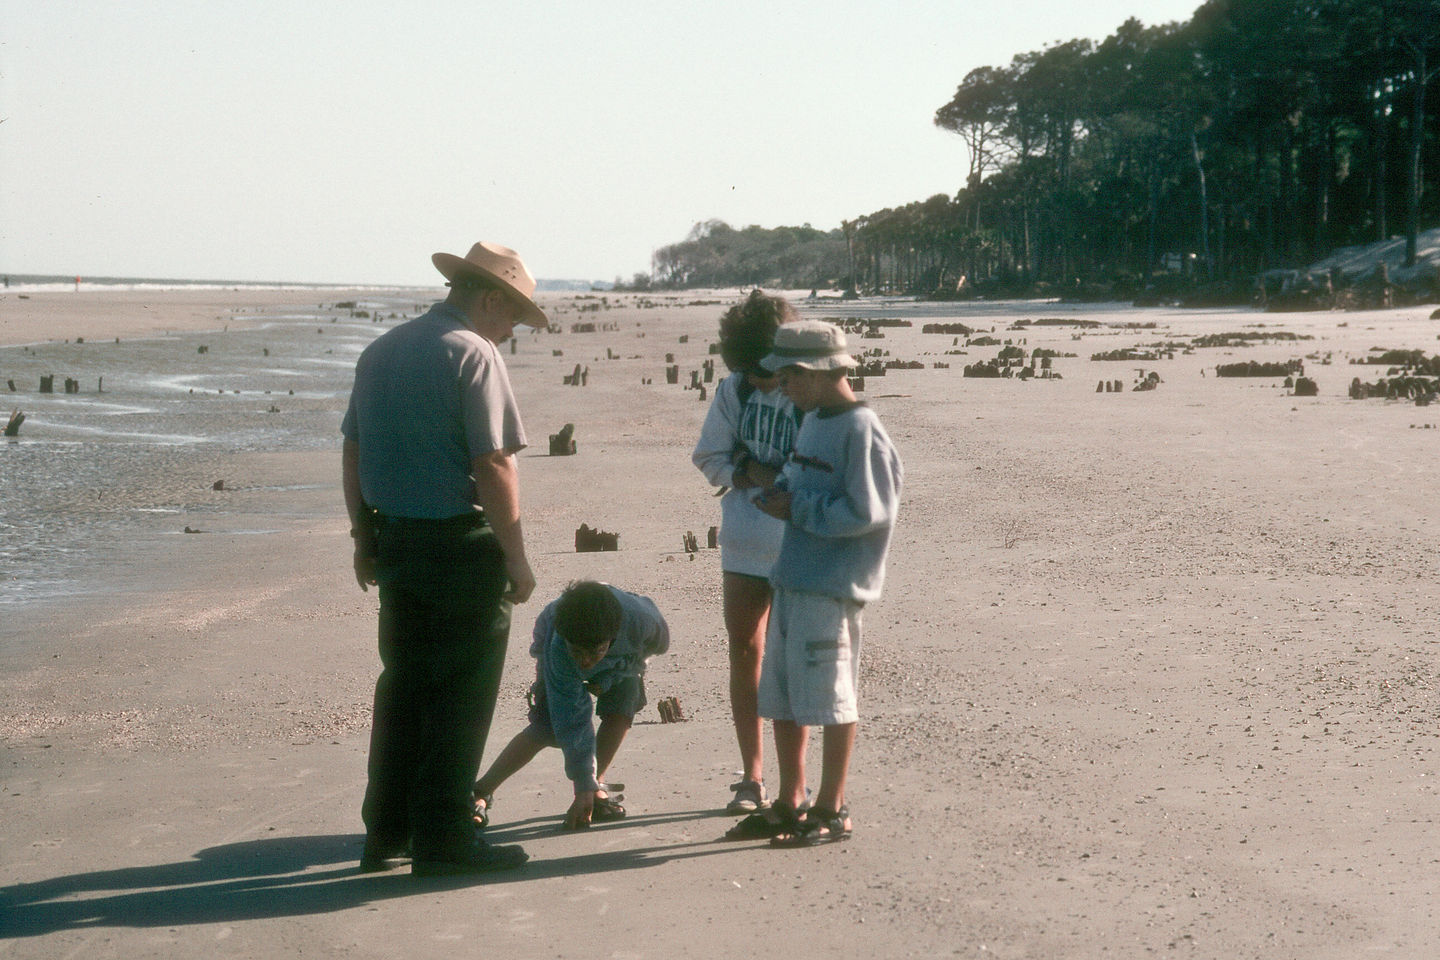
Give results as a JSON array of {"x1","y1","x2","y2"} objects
[{"x1": 0, "y1": 293, "x2": 426, "y2": 607}]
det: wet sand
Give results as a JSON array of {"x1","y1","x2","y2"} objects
[{"x1": 3, "y1": 287, "x2": 1439, "y2": 958}]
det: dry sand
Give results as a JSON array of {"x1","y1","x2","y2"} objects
[{"x1": 2, "y1": 286, "x2": 1439, "y2": 958}]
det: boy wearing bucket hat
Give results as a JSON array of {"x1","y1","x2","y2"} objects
[
  {"x1": 343, "y1": 242, "x2": 546, "y2": 876},
  {"x1": 724, "y1": 319, "x2": 902, "y2": 846}
]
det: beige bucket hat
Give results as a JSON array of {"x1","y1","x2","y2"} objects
[
  {"x1": 432, "y1": 242, "x2": 549, "y2": 328},
  {"x1": 760, "y1": 319, "x2": 858, "y2": 372}
]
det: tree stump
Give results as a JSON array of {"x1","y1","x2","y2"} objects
[
  {"x1": 549, "y1": 423, "x2": 577, "y2": 456},
  {"x1": 575, "y1": 523, "x2": 619, "y2": 552}
]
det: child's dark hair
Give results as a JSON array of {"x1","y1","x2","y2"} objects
[
  {"x1": 554, "y1": 580, "x2": 623, "y2": 651},
  {"x1": 717, "y1": 289, "x2": 798, "y2": 374}
]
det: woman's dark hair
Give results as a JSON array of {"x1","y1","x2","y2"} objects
[
  {"x1": 717, "y1": 289, "x2": 797, "y2": 374},
  {"x1": 554, "y1": 580, "x2": 623, "y2": 651}
]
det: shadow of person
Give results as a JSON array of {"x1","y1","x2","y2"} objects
[
  {"x1": 1, "y1": 834, "x2": 404, "y2": 938},
  {"x1": 1, "y1": 813, "x2": 755, "y2": 938}
]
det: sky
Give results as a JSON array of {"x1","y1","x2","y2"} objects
[{"x1": 0, "y1": 1, "x2": 1204, "y2": 287}]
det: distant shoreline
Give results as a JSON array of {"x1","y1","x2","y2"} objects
[{"x1": 0, "y1": 274, "x2": 611, "y2": 294}]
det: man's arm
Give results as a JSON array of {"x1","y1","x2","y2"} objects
[
  {"x1": 472, "y1": 449, "x2": 535, "y2": 603},
  {"x1": 342, "y1": 439, "x2": 376, "y2": 591}
]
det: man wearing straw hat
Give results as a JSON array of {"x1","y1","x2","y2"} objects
[{"x1": 342, "y1": 242, "x2": 546, "y2": 876}]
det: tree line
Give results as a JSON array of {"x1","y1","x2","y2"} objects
[{"x1": 637, "y1": 0, "x2": 1439, "y2": 300}]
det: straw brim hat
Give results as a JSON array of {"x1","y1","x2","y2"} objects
[
  {"x1": 760, "y1": 319, "x2": 858, "y2": 372},
  {"x1": 432, "y1": 242, "x2": 549, "y2": 328}
]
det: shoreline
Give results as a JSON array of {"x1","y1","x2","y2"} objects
[{"x1": 0, "y1": 286, "x2": 439, "y2": 348}]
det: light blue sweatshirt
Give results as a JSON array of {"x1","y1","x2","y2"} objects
[
  {"x1": 530, "y1": 586, "x2": 670, "y2": 792},
  {"x1": 771, "y1": 402, "x2": 902, "y2": 603}
]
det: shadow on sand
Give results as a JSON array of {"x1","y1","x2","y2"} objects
[{"x1": 1, "y1": 808, "x2": 753, "y2": 937}]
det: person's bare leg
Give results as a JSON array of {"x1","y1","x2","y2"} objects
[
  {"x1": 594, "y1": 713, "x2": 632, "y2": 795},
  {"x1": 814, "y1": 721, "x2": 856, "y2": 816},
  {"x1": 473, "y1": 728, "x2": 547, "y2": 801},
  {"x1": 773, "y1": 719, "x2": 808, "y2": 812},
  {"x1": 723, "y1": 572, "x2": 769, "y2": 784}
]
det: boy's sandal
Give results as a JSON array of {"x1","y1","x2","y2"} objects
[
  {"x1": 723, "y1": 803, "x2": 801, "y2": 841},
  {"x1": 473, "y1": 793, "x2": 493, "y2": 829},
  {"x1": 770, "y1": 805, "x2": 851, "y2": 847},
  {"x1": 591, "y1": 794, "x2": 627, "y2": 823}
]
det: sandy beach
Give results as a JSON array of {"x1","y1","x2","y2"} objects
[{"x1": 3, "y1": 285, "x2": 1439, "y2": 958}]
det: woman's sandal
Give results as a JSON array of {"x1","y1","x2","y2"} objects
[
  {"x1": 724, "y1": 803, "x2": 801, "y2": 841},
  {"x1": 770, "y1": 805, "x2": 852, "y2": 847}
]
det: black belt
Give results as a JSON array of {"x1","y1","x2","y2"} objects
[{"x1": 375, "y1": 511, "x2": 488, "y2": 531}]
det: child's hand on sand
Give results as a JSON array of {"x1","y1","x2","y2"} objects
[{"x1": 565, "y1": 790, "x2": 596, "y2": 829}]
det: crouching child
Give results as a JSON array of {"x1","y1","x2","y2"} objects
[{"x1": 473, "y1": 581, "x2": 670, "y2": 830}]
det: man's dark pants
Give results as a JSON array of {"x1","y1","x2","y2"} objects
[{"x1": 362, "y1": 514, "x2": 511, "y2": 858}]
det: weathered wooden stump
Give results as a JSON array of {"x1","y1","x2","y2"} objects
[
  {"x1": 4, "y1": 409, "x2": 24, "y2": 437},
  {"x1": 707, "y1": 526, "x2": 718, "y2": 548},
  {"x1": 682, "y1": 531, "x2": 699, "y2": 553},
  {"x1": 549, "y1": 422, "x2": 577, "y2": 456},
  {"x1": 657, "y1": 696, "x2": 687, "y2": 723},
  {"x1": 575, "y1": 523, "x2": 619, "y2": 552},
  {"x1": 39, "y1": 375, "x2": 54, "y2": 393},
  {"x1": 665, "y1": 365, "x2": 679, "y2": 384}
]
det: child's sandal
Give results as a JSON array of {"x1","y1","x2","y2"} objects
[
  {"x1": 591, "y1": 795, "x2": 626, "y2": 822},
  {"x1": 770, "y1": 805, "x2": 851, "y2": 847},
  {"x1": 473, "y1": 793, "x2": 493, "y2": 829},
  {"x1": 724, "y1": 802, "x2": 801, "y2": 841}
]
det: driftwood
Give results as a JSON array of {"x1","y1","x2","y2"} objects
[{"x1": 657, "y1": 696, "x2": 687, "y2": 723}]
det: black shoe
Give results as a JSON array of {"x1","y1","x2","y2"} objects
[
  {"x1": 411, "y1": 839, "x2": 529, "y2": 877},
  {"x1": 359, "y1": 836, "x2": 409, "y2": 872}
]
